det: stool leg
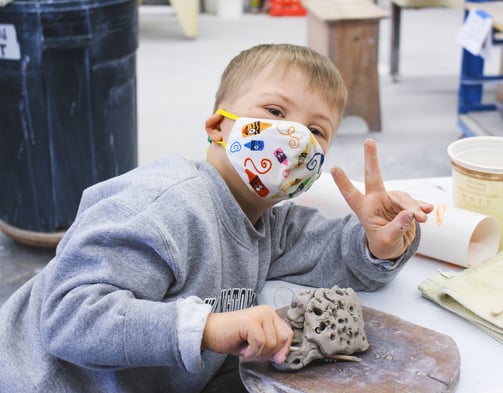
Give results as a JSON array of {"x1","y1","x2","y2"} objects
[
  {"x1": 332, "y1": 21, "x2": 382, "y2": 131},
  {"x1": 390, "y1": 2, "x2": 401, "y2": 82},
  {"x1": 170, "y1": 0, "x2": 198, "y2": 38},
  {"x1": 497, "y1": 47, "x2": 503, "y2": 103}
]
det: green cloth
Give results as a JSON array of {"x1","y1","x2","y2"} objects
[{"x1": 418, "y1": 252, "x2": 503, "y2": 344}]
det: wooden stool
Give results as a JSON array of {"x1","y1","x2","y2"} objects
[{"x1": 303, "y1": 0, "x2": 387, "y2": 132}]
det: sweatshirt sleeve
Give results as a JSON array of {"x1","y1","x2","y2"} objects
[
  {"x1": 39, "y1": 197, "x2": 211, "y2": 372},
  {"x1": 266, "y1": 203, "x2": 420, "y2": 291}
]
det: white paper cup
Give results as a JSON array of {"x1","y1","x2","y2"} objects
[{"x1": 447, "y1": 136, "x2": 503, "y2": 251}]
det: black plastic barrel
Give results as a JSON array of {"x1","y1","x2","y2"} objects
[{"x1": 0, "y1": 0, "x2": 138, "y2": 246}]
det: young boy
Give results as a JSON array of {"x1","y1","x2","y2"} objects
[{"x1": 0, "y1": 44, "x2": 432, "y2": 393}]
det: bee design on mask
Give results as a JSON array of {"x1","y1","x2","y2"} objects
[{"x1": 297, "y1": 150, "x2": 308, "y2": 166}]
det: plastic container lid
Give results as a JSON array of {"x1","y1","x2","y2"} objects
[{"x1": 447, "y1": 136, "x2": 503, "y2": 175}]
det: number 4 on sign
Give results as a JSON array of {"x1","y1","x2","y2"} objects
[{"x1": 0, "y1": 24, "x2": 21, "y2": 61}]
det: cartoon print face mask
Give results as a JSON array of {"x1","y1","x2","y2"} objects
[{"x1": 215, "y1": 109, "x2": 325, "y2": 202}]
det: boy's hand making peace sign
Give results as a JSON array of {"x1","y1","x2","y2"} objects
[{"x1": 331, "y1": 139, "x2": 434, "y2": 261}]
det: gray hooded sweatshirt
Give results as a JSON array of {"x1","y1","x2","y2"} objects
[{"x1": 0, "y1": 156, "x2": 419, "y2": 393}]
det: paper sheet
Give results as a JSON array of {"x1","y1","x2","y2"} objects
[
  {"x1": 457, "y1": 8, "x2": 493, "y2": 59},
  {"x1": 293, "y1": 173, "x2": 500, "y2": 267},
  {"x1": 0, "y1": 24, "x2": 21, "y2": 60}
]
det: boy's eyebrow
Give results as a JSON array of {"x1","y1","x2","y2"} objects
[
  {"x1": 313, "y1": 112, "x2": 333, "y2": 124},
  {"x1": 261, "y1": 91, "x2": 294, "y2": 105},
  {"x1": 312, "y1": 112, "x2": 337, "y2": 131}
]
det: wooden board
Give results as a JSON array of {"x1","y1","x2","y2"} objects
[
  {"x1": 240, "y1": 306, "x2": 460, "y2": 393},
  {"x1": 303, "y1": 0, "x2": 388, "y2": 21},
  {"x1": 465, "y1": 2, "x2": 503, "y2": 32}
]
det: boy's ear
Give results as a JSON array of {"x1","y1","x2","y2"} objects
[{"x1": 205, "y1": 113, "x2": 225, "y2": 143}]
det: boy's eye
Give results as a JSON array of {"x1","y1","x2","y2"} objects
[
  {"x1": 267, "y1": 108, "x2": 283, "y2": 117},
  {"x1": 309, "y1": 127, "x2": 322, "y2": 137}
]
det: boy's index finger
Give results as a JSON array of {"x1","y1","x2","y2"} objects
[
  {"x1": 330, "y1": 166, "x2": 364, "y2": 213},
  {"x1": 363, "y1": 139, "x2": 386, "y2": 194}
]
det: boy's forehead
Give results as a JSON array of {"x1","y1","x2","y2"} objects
[
  {"x1": 255, "y1": 63, "x2": 336, "y2": 109},
  {"x1": 261, "y1": 60, "x2": 305, "y2": 79},
  {"x1": 243, "y1": 62, "x2": 311, "y2": 93}
]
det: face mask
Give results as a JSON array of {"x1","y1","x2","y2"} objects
[{"x1": 214, "y1": 109, "x2": 325, "y2": 202}]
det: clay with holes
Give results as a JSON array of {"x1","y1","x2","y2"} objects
[{"x1": 274, "y1": 285, "x2": 369, "y2": 371}]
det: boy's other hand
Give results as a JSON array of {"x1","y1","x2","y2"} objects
[
  {"x1": 330, "y1": 139, "x2": 434, "y2": 260},
  {"x1": 202, "y1": 305, "x2": 293, "y2": 365}
]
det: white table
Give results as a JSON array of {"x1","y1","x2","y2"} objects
[{"x1": 258, "y1": 177, "x2": 503, "y2": 393}]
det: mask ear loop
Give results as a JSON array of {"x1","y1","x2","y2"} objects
[
  {"x1": 215, "y1": 108, "x2": 239, "y2": 120},
  {"x1": 207, "y1": 136, "x2": 226, "y2": 148},
  {"x1": 207, "y1": 108, "x2": 237, "y2": 147}
]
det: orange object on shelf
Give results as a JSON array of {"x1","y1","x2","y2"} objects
[{"x1": 268, "y1": 0, "x2": 307, "y2": 16}]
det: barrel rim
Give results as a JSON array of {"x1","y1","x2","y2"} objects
[{"x1": 1, "y1": 0, "x2": 133, "y2": 12}]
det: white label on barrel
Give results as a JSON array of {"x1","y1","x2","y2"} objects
[{"x1": 0, "y1": 24, "x2": 21, "y2": 61}]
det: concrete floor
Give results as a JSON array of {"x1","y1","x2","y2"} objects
[{"x1": 1, "y1": 3, "x2": 502, "y2": 305}]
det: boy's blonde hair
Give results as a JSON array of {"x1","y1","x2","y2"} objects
[{"x1": 214, "y1": 43, "x2": 348, "y2": 121}]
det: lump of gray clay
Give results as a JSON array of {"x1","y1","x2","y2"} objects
[{"x1": 274, "y1": 285, "x2": 369, "y2": 371}]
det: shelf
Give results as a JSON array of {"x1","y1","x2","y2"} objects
[
  {"x1": 458, "y1": 110, "x2": 503, "y2": 136},
  {"x1": 457, "y1": 2, "x2": 503, "y2": 135}
]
